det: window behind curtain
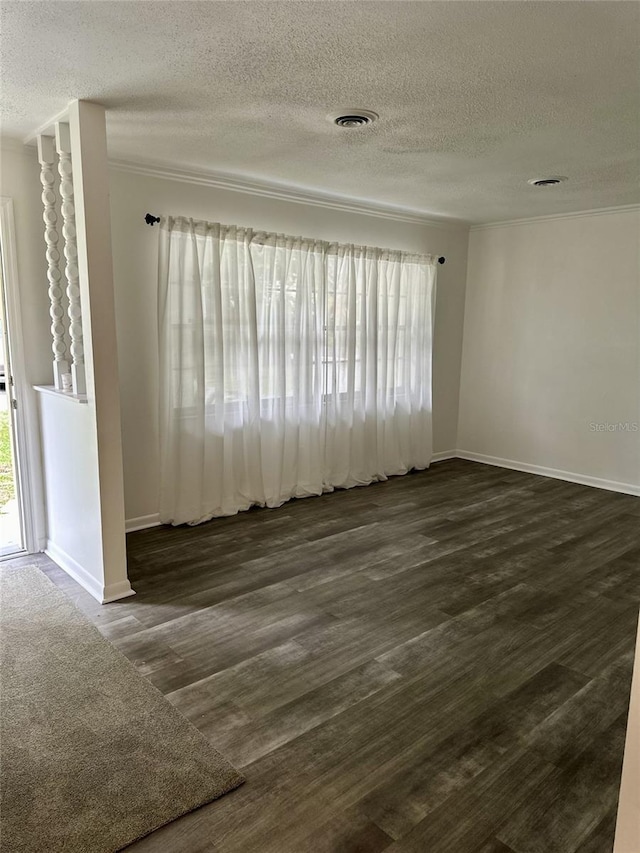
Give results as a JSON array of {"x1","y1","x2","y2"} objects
[{"x1": 158, "y1": 217, "x2": 437, "y2": 524}]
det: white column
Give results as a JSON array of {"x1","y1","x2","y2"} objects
[
  {"x1": 55, "y1": 122, "x2": 86, "y2": 395},
  {"x1": 67, "y1": 99, "x2": 131, "y2": 602},
  {"x1": 37, "y1": 135, "x2": 69, "y2": 389}
]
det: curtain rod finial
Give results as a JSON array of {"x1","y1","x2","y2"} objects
[
  {"x1": 145, "y1": 214, "x2": 161, "y2": 226},
  {"x1": 438, "y1": 256, "x2": 445, "y2": 265}
]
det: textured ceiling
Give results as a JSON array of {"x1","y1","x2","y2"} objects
[{"x1": 1, "y1": 1, "x2": 639, "y2": 223}]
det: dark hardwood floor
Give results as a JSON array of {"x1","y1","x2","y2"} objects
[{"x1": 28, "y1": 459, "x2": 640, "y2": 851}]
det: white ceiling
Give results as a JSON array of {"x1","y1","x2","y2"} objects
[{"x1": 1, "y1": 1, "x2": 639, "y2": 223}]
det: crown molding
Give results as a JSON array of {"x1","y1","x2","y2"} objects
[
  {"x1": 9, "y1": 130, "x2": 467, "y2": 228},
  {"x1": 8, "y1": 132, "x2": 636, "y2": 231},
  {"x1": 108, "y1": 156, "x2": 469, "y2": 230},
  {"x1": 469, "y1": 203, "x2": 640, "y2": 231}
]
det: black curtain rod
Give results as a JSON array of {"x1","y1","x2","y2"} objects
[{"x1": 143, "y1": 214, "x2": 445, "y2": 263}]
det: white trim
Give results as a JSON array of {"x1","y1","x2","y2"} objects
[
  {"x1": 18, "y1": 122, "x2": 638, "y2": 230},
  {"x1": 45, "y1": 539, "x2": 105, "y2": 601},
  {"x1": 102, "y1": 579, "x2": 137, "y2": 603},
  {"x1": 430, "y1": 450, "x2": 457, "y2": 463},
  {"x1": 0, "y1": 197, "x2": 45, "y2": 554},
  {"x1": 34, "y1": 385, "x2": 88, "y2": 405},
  {"x1": 469, "y1": 203, "x2": 640, "y2": 231},
  {"x1": 126, "y1": 452, "x2": 638, "y2": 536},
  {"x1": 455, "y1": 450, "x2": 640, "y2": 497},
  {"x1": 125, "y1": 513, "x2": 162, "y2": 533},
  {"x1": 17, "y1": 112, "x2": 638, "y2": 231},
  {"x1": 45, "y1": 539, "x2": 136, "y2": 603},
  {"x1": 108, "y1": 157, "x2": 468, "y2": 230},
  {"x1": 22, "y1": 105, "x2": 71, "y2": 145}
]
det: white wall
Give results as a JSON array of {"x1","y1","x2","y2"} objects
[
  {"x1": 109, "y1": 168, "x2": 470, "y2": 523},
  {"x1": 37, "y1": 391, "x2": 104, "y2": 593},
  {"x1": 458, "y1": 208, "x2": 640, "y2": 492}
]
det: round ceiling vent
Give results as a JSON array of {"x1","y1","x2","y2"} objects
[
  {"x1": 333, "y1": 110, "x2": 378, "y2": 128},
  {"x1": 527, "y1": 176, "x2": 568, "y2": 187}
]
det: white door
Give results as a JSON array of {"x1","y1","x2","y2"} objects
[
  {"x1": 0, "y1": 197, "x2": 42, "y2": 557},
  {"x1": 0, "y1": 250, "x2": 24, "y2": 556}
]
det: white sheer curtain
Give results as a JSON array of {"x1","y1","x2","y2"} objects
[{"x1": 158, "y1": 217, "x2": 436, "y2": 525}]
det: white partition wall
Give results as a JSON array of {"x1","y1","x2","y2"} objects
[{"x1": 34, "y1": 100, "x2": 132, "y2": 603}]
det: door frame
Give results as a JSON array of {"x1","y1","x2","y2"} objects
[{"x1": 0, "y1": 196, "x2": 44, "y2": 554}]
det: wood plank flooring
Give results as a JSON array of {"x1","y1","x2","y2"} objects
[{"x1": 24, "y1": 459, "x2": 640, "y2": 852}]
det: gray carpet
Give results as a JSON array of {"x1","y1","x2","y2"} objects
[{"x1": 0, "y1": 566, "x2": 244, "y2": 853}]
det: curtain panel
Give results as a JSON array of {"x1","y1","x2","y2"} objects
[{"x1": 158, "y1": 216, "x2": 437, "y2": 525}]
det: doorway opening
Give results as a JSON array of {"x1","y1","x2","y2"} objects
[
  {"x1": 0, "y1": 355, "x2": 21, "y2": 555},
  {"x1": 0, "y1": 219, "x2": 25, "y2": 558}
]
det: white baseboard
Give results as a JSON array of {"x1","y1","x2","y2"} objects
[
  {"x1": 45, "y1": 540, "x2": 136, "y2": 603},
  {"x1": 121, "y1": 454, "x2": 637, "y2": 541},
  {"x1": 431, "y1": 450, "x2": 457, "y2": 463},
  {"x1": 125, "y1": 513, "x2": 162, "y2": 533},
  {"x1": 102, "y1": 579, "x2": 136, "y2": 603},
  {"x1": 455, "y1": 450, "x2": 640, "y2": 497}
]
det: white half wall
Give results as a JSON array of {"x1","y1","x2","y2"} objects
[
  {"x1": 37, "y1": 389, "x2": 132, "y2": 602},
  {"x1": 37, "y1": 391, "x2": 102, "y2": 597},
  {"x1": 109, "y1": 167, "x2": 470, "y2": 522},
  {"x1": 458, "y1": 207, "x2": 640, "y2": 493}
]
